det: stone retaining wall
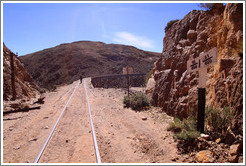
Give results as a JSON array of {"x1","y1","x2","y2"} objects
[{"x1": 91, "y1": 74, "x2": 146, "y2": 88}]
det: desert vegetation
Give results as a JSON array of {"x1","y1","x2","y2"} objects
[
  {"x1": 164, "y1": 19, "x2": 179, "y2": 33},
  {"x1": 123, "y1": 92, "x2": 150, "y2": 111},
  {"x1": 168, "y1": 106, "x2": 234, "y2": 141}
]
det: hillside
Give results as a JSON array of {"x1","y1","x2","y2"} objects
[
  {"x1": 3, "y1": 43, "x2": 40, "y2": 101},
  {"x1": 20, "y1": 41, "x2": 160, "y2": 90}
]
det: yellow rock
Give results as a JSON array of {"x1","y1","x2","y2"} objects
[
  {"x1": 195, "y1": 150, "x2": 214, "y2": 163},
  {"x1": 215, "y1": 138, "x2": 222, "y2": 144}
]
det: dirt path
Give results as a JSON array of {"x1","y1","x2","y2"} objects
[
  {"x1": 3, "y1": 78, "x2": 181, "y2": 163},
  {"x1": 39, "y1": 81, "x2": 96, "y2": 163},
  {"x1": 86, "y1": 78, "x2": 180, "y2": 163}
]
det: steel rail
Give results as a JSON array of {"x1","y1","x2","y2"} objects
[
  {"x1": 87, "y1": 78, "x2": 96, "y2": 97},
  {"x1": 60, "y1": 85, "x2": 76, "y2": 100},
  {"x1": 54, "y1": 84, "x2": 77, "y2": 105},
  {"x1": 89, "y1": 86, "x2": 96, "y2": 97},
  {"x1": 34, "y1": 81, "x2": 80, "y2": 163},
  {"x1": 83, "y1": 79, "x2": 101, "y2": 163}
]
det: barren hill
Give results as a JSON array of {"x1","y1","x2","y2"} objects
[{"x1": 20, "y1": 41, "x2": 160, "y2": 90}]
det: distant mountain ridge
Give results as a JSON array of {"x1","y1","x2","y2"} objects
[{"x1": 20, "y1": 41, "x2": 160, "y2": 90}]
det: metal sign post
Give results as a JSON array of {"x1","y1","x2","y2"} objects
[
  {"x1": 127, "y1": 67, "x2": 129, "y2": 97},
  {"x1": 187, "y1": 47, "x2": 218, "y2": 133},
  {"x1": 123, "y1": 66, "x2": 133, "y2": 97}
]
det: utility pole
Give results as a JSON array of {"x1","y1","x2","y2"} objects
[{"x1": 10, "y1": 52, "x2": 16, "y2": 100}]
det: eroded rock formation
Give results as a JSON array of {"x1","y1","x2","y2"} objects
[
  {"x1": 3, "y1": 43, "x2": 40, "y2": 101},
  {"x1": 149, "y1": 3, "x2": 243, "y2": 134}
]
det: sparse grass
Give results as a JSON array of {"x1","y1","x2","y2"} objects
[
  {"x1": 167, "y1": 117, "x2": 183, "y2": 133},
  {"x1": 123, "y1": 92, "x2": 150, "y2": 111},
  {"x1": 123, "y1": 96, "x2": 130, "y2": 108},
  {"x1": 205, "y1": 106, "x2": 233, "y2": 137},
  {"x1": 198, "y1": 3, "x2": 216, "y2": 10},
  {"x1": 165, "y1": 19, "x2": 179, "y2": 33},
  {"x1": 168, "y1": 106, "x2": 234, "y2": 142},
  {"x1": 168, "y1": 116, "x2": 199, "y2": 142},
  {"x1": 176, "y1": 130, "x2": 200, "y2": 141}
]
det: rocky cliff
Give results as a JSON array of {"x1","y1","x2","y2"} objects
[
  {"x1": 3, "y1": 43, "x2": 40, "y2": 101},
  {"x1": 20, "y1": 41, "x2": 160, "y2": 90},
  {"x1": 149, "y1": 3, "x2": 243, "y2": 134}
]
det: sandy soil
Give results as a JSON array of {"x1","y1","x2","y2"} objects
[
  {"x1": 3, "y1": 78, "x2": 182, "y2": 163},
  {"x1": 86, "y1": 78, "x2": 180, "y2": 163}
]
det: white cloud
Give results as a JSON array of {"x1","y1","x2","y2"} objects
[{"x1": 112, "y1": 31, "x2": 155, "y2": 49}]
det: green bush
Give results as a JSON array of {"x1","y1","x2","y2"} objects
[
  {"x1": 183, "y1": 116, "x2": 197, "y2": 132},
  {"x1": 176, "y1": 130, "x2": 200, "y2": 141},
  {"x1": 165, "y1": 19, "x2": 179, "y2": 33},
  {"x1": 168, "y1": 116, "x2": 199, "y2": 141},
  {"x1": 222, "y1": 106, "x2": 233, "y2": 128},
  {"x1": 167, "y1": 117, "x2": 183, "y2": 132},
  {"x1": 123, "y1": 96, "x2": 130, "y2": 108},
  {"x1": 123, "y1": 92, "x2": 150, "y2": 111},
  {"x1": 206, "y1": 106, "x2": 233, "y2": 136}
]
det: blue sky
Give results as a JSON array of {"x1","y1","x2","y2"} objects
[{"x1": 3, "y1": 2, "x2": 201, "y2": 56}]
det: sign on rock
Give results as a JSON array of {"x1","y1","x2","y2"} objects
[
  {"x1": 187, "y1": 47, "x2": 218, "y2": 74},
  {"x1": 187, "y1": 47, "x2": 218, "y2": 88}
]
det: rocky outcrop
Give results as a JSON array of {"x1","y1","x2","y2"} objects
[
  {"x1": 20, "y1": 41, "x2": 160, "y2": 90},
  {"x1": 150, "y1": 3, "x2": 243, "y2": 134},
  {"x1": 3, "y1": 43, "x2": 40, "y2": 101},
  {"x1": 145, "y1": 76, "x2": 156, "y2": 99}
]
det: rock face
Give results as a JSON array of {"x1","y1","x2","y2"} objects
[
  {"x1": 3, "y1": 43, "x2": 40, "y2": 101},
  {"x1": 150, "y1": 4, "x2": 243, "y2": 134},
  {"x1": 20, "y1": 41, "x2": 160, "y2": 90}
]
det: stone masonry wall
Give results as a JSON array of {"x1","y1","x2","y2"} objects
[{"x1": 91, "y1": 74, "x2": 146, "y2": 88}]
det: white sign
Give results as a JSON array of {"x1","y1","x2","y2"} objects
[
  {"x1": 187, "y1": 47, "x2": 218, "y2": 74},
  {"x1": 187, "y1": 47, "x2": 218, "y2": 88},
  {"x1": 123, "y1": 66, "x2": 133, "y2": 75}
]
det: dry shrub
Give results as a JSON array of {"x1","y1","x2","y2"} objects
[{"x1": 123, "y1": 92, "x2": 150, "y2": 111}]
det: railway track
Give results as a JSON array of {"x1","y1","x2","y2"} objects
[{"x1": 33, "y1": 79, "x2": 101, "y2": 163}]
